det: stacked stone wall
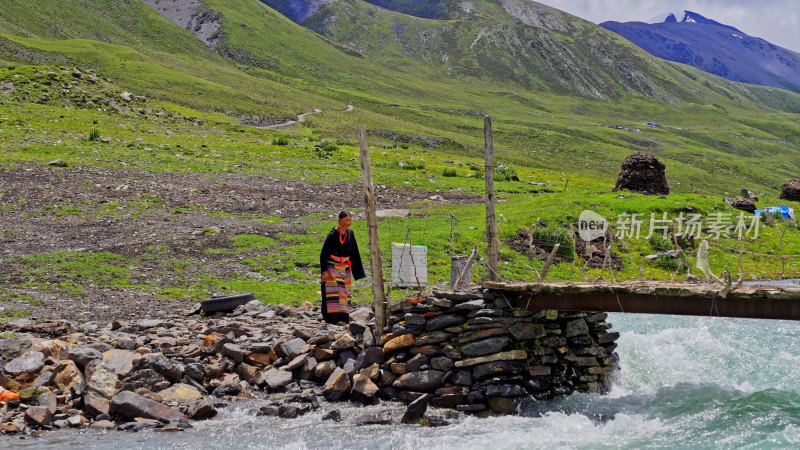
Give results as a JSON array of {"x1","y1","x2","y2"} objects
[{"x1": 376, "y1": 289, "x2": 620, "y2": 413}]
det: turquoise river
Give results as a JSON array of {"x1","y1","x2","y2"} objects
[{"x1": 3, "y1": 312, "x2": 799, "y2": 449}]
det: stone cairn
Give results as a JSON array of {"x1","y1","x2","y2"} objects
[
  {"x1": 614, "y1": 151, "x2": 669, "y2": 195},
  {"x1": 0, "y1": 292, "x2": 619, "y2": 434},
  {"x1": 780, "y1": 179, "x2": 800, "y2": 201}
]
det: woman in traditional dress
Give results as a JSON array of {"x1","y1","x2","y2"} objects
[{"x1": 319, "y1": 211, "x2": 365, "y2": 324}]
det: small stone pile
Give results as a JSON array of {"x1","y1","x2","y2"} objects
[
  {"x1": 375, "y1": 289, "x2": 619, "y2": 414},
  {"x1": 614, "y1": 151, "x2": 669, "y2": 195}
]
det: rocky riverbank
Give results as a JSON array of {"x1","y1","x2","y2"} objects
[{"x1": 0, "y1": 288, "x2": 619, "y2": 435}]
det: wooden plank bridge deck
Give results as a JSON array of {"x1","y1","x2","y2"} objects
[{"x1": 483, "y1": 281, "x2": 800, "y2": 321}]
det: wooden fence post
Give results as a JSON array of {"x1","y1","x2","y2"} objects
[
  {"x1": 358, "y1": 125, "x2": 387, "y2": 336},
  {"x1": 485, "y1": 115, "x2": 500, "y2": 281}
]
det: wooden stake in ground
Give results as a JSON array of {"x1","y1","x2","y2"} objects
[
  {"x1": 358, "y1": 124, "x2": 387, "y2": 336},
  {"x1": 484, "y1": 115, "x2": 500, "y2": 281}
]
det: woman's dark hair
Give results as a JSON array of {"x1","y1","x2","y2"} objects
[{"x1": 338, "y1": 210, "x2": 351, "y2": 220}]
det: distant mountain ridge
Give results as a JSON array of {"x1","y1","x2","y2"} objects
[
  {"x1": 258, "y1": 0, "x2": 450, "y2": 23},
  {"x1": 601, "y1": 11, "x2": 800, "y2": 93}
]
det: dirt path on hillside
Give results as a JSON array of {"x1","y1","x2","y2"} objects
[
  {"x1": 0, "y1": 163, "x2": 476, "y2": 323},
  {"x1": 258, "y1": 105, "x2": 353, "y2": 129}
]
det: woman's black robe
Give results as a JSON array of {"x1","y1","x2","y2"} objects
[{"x1": 319, "y1": 227, "x2": 366, "y2": 323}]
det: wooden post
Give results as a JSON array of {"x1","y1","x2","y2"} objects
[
  {"x1": 358, "y1": 125, "x2": 387, "y2": 337},
  {"x1": 484, "y1": 115, "x2": 500, "y2": 281}
]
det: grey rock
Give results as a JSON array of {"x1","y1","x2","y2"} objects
[
  {"x1": 392, "y1": 370, "x2": 445, "y2": 391},
  {"x1": 508, "y1": 322, "x2": 546, "y2": 340},
  {"x1": 355, "y1": 411, "x2": 394, "y2": 426},
  {"x1": 47, "y1": 159, "x2": 68, "y2": 167},
  {"x1": 432, "y1": 290, "x2": 482, "y2": 302},
  {"x1": 257, "y1": 405, "x2": 280, "y2": 417},
  {"x1": 422, "y1": 416, "x2": 451, "y2": 427},
  {"x1": 110, "y1": 391, "x2": 183, "y2": 422},
  {"x1": 119, "y1": 369, "x2": 168, "y2": 392},
  {"x1": 184, "y1": 363, "x2": 204, "y2": 381},
  {"x1": 461, "y1": 336, "x2": 509, "y2": 357},
  {"x1": 248, "y1": 342, "x2": 273, "y2": 353},
  {"x1": 350, "y1": 307, "x2": 372, "y2": 323},
  {"x1": 473, "y1": 361, "x2": 524, "y2": 380},
  {"x1": 565, "y1": 319, "x2": 590, "y2": 338},
  {"x1": 355, "y1": 347, "x2": 384, "y2": 370},
  {"x1": 69, "y1": 347, "x2": 103, "y2": 369},
  {"x1": 405, "y1": 354, "x2": 429, "y2": 373},
  {"x1": 33, "y1": 370, "x2": 54, "y2": 387},
  {"x1": 4, "y1": 352, "x2": 45, "y2": 377},
  {"x1": 101, "y1": 349, "x2": 138, "y2": 377},
  {"x1": 265, "y1": 369, "x2": 293, "y2": 389},
  {"x1": 90, "y1": 420, "x2": 116, "y2": 429},
  {"x1": 323, "y1": 368, "x2": 351, "y2": 401},
  {"x1": 350, "y1": 373, "x2": 379, "y2": 404},
  {"x1": 38, "y1": 391, "x2": 58, "y2": 415},
  {"x1": 280, "y1": 338, "x2": 307, "y2": 359},
  {"x1": 150, "y1": 358, "x2": 183, "y2": 383},
  {"x1": 212, "y1": 382, "x2": 242, "y2": 397},
  {"x1": 67, "y1": 415, "x2": 86, "y2": 428},
  {"x1": 284, "y1": 353, "x2": 309, "y2": 371},
  {"x1": 487, "y1": 396, "x2": 521, "y2": 413},
  {"x1": 278, "y1": 404, "x2": 299, "y2": 419},
  {"x1": 401, "y1": 394, "x2": 429, "y2": 424},
  {"x1": 24, "y1": 406, "x2": 53, "y2": 426},
  {"x1": 117, "y1": 420, "x2": 159, "y2": 432},
  {"x1": 313, "y1": 360, "x2": 337, "y2": 381},
  {"x1": 330, "y1": 333, "x2": 356, "y2": 350},
  {"x1": 307, "y1": 333, "x2": 333, "y2": 345},
  {"x1": 452, "y1": 370, "x2": 472, "y2": 386},
  {"x1": 431, "y1": 357, "x2": 454, "y2": 371},
  {"x1": 486, "y1": 383, "x2": 527, "y2": 397},
  {"x1": 84, "y1": 392, "x2": 111, "y2": 417},
  {"x1": 348, "y1": 322, "x2": 367, "y2": 335},
  {"x1": 204, "y1": 362, "x2": 229, "y2": 379},
  {"x1": 426, "y1": 315, "x2": 466, "y2": 331},
  {"x1": 404, "y1": 313, "x2": 426, "y2": 326},
  {"x1": 222, "y1": 343, "x2": 246, "y2": 363},
  {"x1": 113, "y1": 337, "x2": 136, "y2": 351},
  {"x1": 0, "y1": 336, "x2": 34, "y2": 360},
  {"x1": 455, "y1": 299, "x2": 485, "y2": 310},
  {"x1": 322, "y1": 409, "x2": 342, "y2": 421}
]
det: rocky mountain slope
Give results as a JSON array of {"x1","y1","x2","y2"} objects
[{"x1": 601, "y1": 11, "x2": 800, "y2": 94}]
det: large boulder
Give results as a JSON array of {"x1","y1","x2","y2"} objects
[
  {"x1": 614, "y1": 151, "x2": 669, "y2": 195},
  {"x1": 4, "y1": 352, "x2": 45, "y2": 382},
  {"x1": 52, "y1": 360, "x2": 84, "y2": 392},
  {"x1": 780, "y1": 179, "x2": 800, "y2": 201},
  {"x1": 110, "y1": 391, "x2": 184, "y2": 422},
  {"x1": 725, "y1": 197, "x2": 756, "y2": 213}
]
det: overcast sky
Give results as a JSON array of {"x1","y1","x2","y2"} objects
[{"x1": 533, "y1": 0, "x2": 800, "y2": 53}]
